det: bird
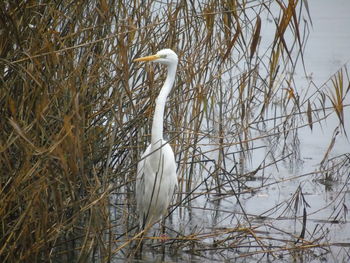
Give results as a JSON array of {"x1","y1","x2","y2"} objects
[{"x1": 134, "y1": 49, "x2": 179, "y2": 230}]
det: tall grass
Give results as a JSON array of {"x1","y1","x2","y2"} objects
[{"x1": 1, "y1": 0, "x2": 349, "y2": 261}]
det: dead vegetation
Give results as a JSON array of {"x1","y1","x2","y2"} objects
[{"x1": 0, "y1": 0, "x2": 349, "y2": 262}]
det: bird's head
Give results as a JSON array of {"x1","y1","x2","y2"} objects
[{"x1": 134, "y1": 48, "x2": 178, "y2": 66}]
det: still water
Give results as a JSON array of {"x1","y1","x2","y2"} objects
[{"x1": 116, "y1": 0, "x2": 350, "y2": 262}]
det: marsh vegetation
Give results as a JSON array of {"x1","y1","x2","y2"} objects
[{"x1": 1, "y1": 0, "x2": 349, "y2": 262}]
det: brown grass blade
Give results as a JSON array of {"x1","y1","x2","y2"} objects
[{"x1": 250, "y1": 15, "x2": 261, "y2": 62}]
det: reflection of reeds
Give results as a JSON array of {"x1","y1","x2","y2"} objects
[
  {"x1": 329, "y1": 69, "x2": 349, "y2": 135},
  {"x1": 0, "y1": 0, "x2": 349, "y2": 261}
]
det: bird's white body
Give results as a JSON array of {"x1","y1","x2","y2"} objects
[
  {"x1": 134, "y1": 49, "x2": 179, "y2": 228},
  {"x1": 136, "y1": 140, "x2": 177, "y2": 227}
]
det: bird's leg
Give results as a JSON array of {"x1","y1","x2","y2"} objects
[
  {"x1": 161, "y1": 217, "x2": 166, "y2": 235},
  {"x1": 133, "y1": 224, "x2": 151, "y2": 259},
  {"x1": 132, "y1": 231, "x2": 144, "y2": 259},
  {"x1": 159, "y1": 218, "x2": 169, "y2": 243}
]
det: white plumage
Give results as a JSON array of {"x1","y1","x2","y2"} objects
[{"x1": 134, "y1": 49, "x2": 179, "y2": 228}]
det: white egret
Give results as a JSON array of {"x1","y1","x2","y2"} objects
[{"x1": 134, "y1": 49, "x2": 178, "y2": 229}]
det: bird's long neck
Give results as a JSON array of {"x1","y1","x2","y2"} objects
[{"x1": 151, "y1": 63, "x2": 177, "y2": 147}]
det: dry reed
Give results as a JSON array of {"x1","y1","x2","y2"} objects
[{"x1": 0, "y1": 0, "x2": 349, "y2": 262}]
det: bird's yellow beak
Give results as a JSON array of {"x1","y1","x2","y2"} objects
[{"x1": 133, "y1": 54, "x2": 160, "y2": 62}]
